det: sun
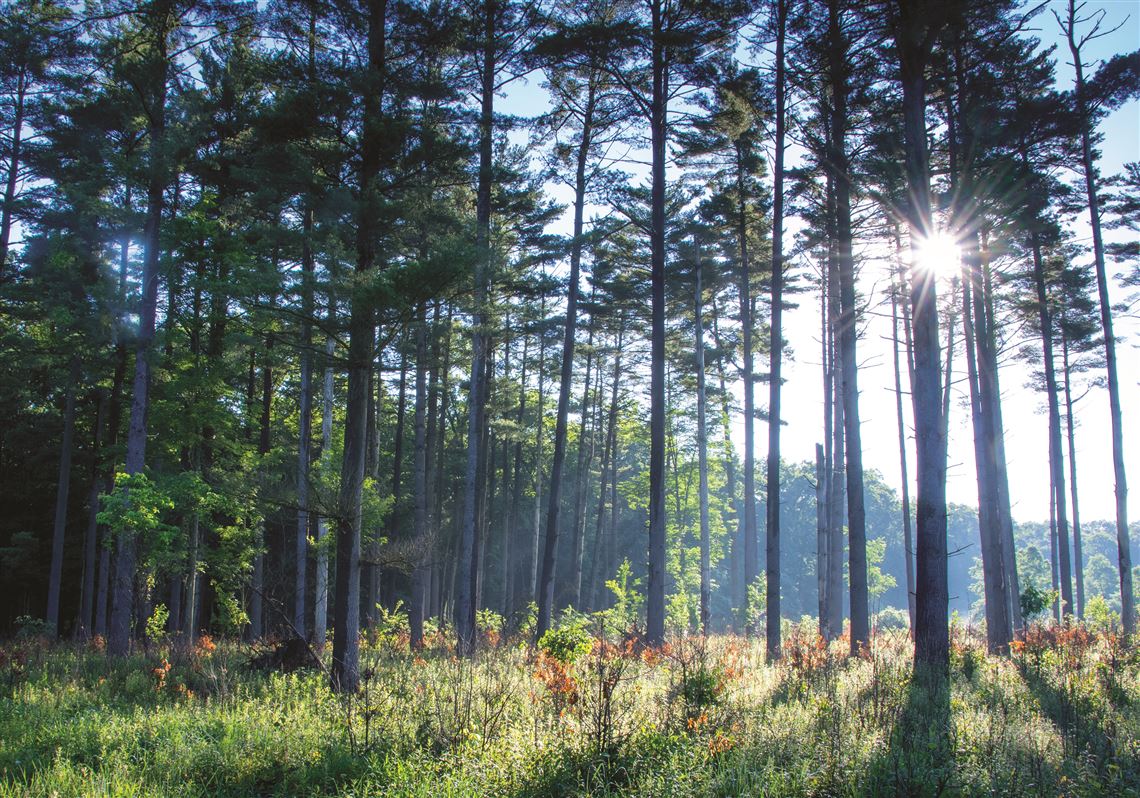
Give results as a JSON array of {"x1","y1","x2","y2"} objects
[{"x1": 913, "y1": 230, "x2": 961, "y2": 280}]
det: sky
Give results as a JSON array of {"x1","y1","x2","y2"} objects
[{"x1": 504, "y1": 0, "x2": 1140, "y2": 528}]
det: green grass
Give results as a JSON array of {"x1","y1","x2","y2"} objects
[{"x1": 1, "y1": 625, "x2": 1137, "y2": 797}]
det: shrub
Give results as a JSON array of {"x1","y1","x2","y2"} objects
[{"x1": 539, "y1": 619, "x2": 592, "y2": 666}]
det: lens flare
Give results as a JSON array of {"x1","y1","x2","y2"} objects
[{"x1": 913, "y1": 230, "x2": 961, "y2": 280}]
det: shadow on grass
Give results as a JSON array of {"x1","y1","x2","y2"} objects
[
  {"x1": 862, "y1": 665, "x2": 955, "y2": 797},
  {"x1": 1017, "y1": 664, "x2": 1139, "y2": 792}
]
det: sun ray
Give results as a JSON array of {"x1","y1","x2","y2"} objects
[{"x1": 913, "y1": 230, "x2": 962, "y2": 280}]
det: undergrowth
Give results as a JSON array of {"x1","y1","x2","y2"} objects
[{"x1": 0, "y1": 622, "x2": 1136, "y2": 797}]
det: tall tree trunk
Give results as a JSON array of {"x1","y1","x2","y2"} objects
[
  {"x1": 1061, "y1": 328, "x2": 1085, "y2": 618},
  {"x1": 592, "y1": 320, "x2": 624, "y2": 611},
  {"x1": 891, "y1": 253, "x2": 916, "y2": 632},
  {"x1": 536, "y1": 81, "x2": 595, "y2": 639},
  {"x1": 530, "y1": 291, "x2": 547, "y2": 605},
  {"x1": 1064, "y1": 5, "x2": 1132, "y2": 636},
  {"x1": 294, "y1": 204, "x2": 315, "y2": 636},
  {"x1": 645, "y1": 0, "x2": 668, "y2": 645},
  {"x1": 472, "y1": 342, "x2": 494, "y2": 617},
  {"x1": 815, "y1": 443, "x2": 827, "y2": 633},
  {"x1": 827, "y1": 201, "x2": 846, "y2": 639},
  {"x1": 1050, "y1": 474, "x2": 1060, "y2": 623},
  {"x1": 709, "y1": 310, "x2": 740, "y2": 623},
  {"x1": 314, "y1": 298, "x2": 335, "y2": 650},
  {"x1": 47, "y1": 358, "x2": 81, "y2": 633},
  {"x1": 384, "y1": 342, "x2": 409, "y2": 612},
  {"x1": 696, "y1": 262, "x2": 711, "y2": 634},
  {"x1": 981, "y1": 236, "x2": 1022, "y2": 633},
  {"x1": 503, "y1": 333, "x2": 527, "y2": 616},
  {"x1": 410, "y1": 303, "x2": 429, "y2": 649},
  {"x1": 79, "y1": 392, "x2": 108, "y2": 638},
  {"x1": 96, "y1": 234, "x2": 131, "y2": 639},
  {"x1": 737, "y1": 141, "x2": 758, "y2": 635},
  {"x1": 569, "y1": 316, "x2": 597, "y2": 609},
  {"x1": 765, "y1": 0, "x2": 788, "y2": 660},
  {"x1": 961, "y1": 249, "x2": 1009, "y2": 653},
  {"x1": 456, "y1": 0, "x2": 496, "y2": 656},
  {"x1": 1031, "y1": 233, "x2": 1073, "y2": 617},
  {"x1": 587, "y1": 334, "x2": 617, "y2": 613},
  {"x1": 248, "y1": 318, "x2": 274, "y2": 642},
  {"x1": 0, "y1": 67, "x2": 26, "y2": 278},
  {"x1": 109, "y1": 33, "x2": 170, "y2": 656},
  {"x1": 896, "y1": 1, "x2": 949, "y2": 673},
  {"x1": 829, "y1": 1, "x2": 867, "y2": 655},
  {"x1": 332, "y1": 0, "x2": 387, "y2": 691}
]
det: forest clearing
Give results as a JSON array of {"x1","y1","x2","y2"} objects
[
  {"x1": 2, "y1": 622, "x2": 1138, "y2": 797},
  {"x1": 2, "y1": 0, "x2": 1140, "y2": 794}
]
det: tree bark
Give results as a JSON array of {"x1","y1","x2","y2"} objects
[
  {"x1": 456, "y1": 0, "x2": 496, "y2": 656},
  {"x1": 314, "y1": 298, "x2": 335, "y2": 650},
  {"x1": 410, "y1": 303, "x2": 429, "y2": 648},
  {"x1": 765, "y1": 0, "x2": 788, "y2": 660},
  {"x1": 696, "y1": 262, "x2": 711, "y2": 634},
  {"x1": 536, "y1": 78, "x2": 595, "y2": 639},
  {"x1": 332, "y1": 0, "x2": 386, "y2": 691},
  {"x1": 828, "y1": 1, "x2": 867, "y2": 655},
  {"x1": 962, "y1": 248, "x2": 1010, "y2": 652},
  {"x1": 895, "y1": 0, "x2": 949, "y2": 673},
  {"x1": 1031, "y1": 233, "x2": 1073, "y2": 617},
  {"x1": 569, "y1": 316, "x2": 598, "y2": 610},
  {"x1": 0, "y1": 66, "x2": 26, "y2": 278},
  {"x1": 1061, "y1": 327, "x2": 1085, "y2": 618},
  {"x1": 78, "y1": 392, "x2": 108, "y2": 638},
  {"x1": 294, "y1": 203, "x2": 315, "y2": 636},
  {"x1": 645, "y1": 0, "x2": 668, "y2": 645},
  {"x1": 890, "y1": 249, "x2": 916, "y2": 632},
  {"x1": 47, "y1": 358, "x2": 80, "y2": 633},
  {"x1": 737, "y1": 140, "x2": 758, "y2": 636}
]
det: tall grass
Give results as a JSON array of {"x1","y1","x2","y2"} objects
[{"x1": 0, "y1": 622, "x2": 1136, "y2": 797}]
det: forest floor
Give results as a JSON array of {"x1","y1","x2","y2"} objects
[{"x1": 0, "y1": 622, "x2": 1137, "y2": 797}]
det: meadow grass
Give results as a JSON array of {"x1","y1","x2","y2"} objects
[{"x1": 0, "y1": 623, "x2": 1136, "y2": 797}]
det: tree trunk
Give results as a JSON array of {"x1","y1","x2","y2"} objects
[
  {"x1": 410, "y1": 303, "x2": 429, "y2": 649},
  {"x1": 456, "y1": 0, "x2": 495, "y2": 656},
  {"x1": 536, "y1": 81, "x2": 595, "y2": 639},
  {"x1": 503, "y1": 333, "x2": 527, "y2": 616},
  {"x1": 829, "y1": 1, "x2": 867, "y2": 655},
  {"x1": 765, "y1": 0, "x2": 788, "y2": 660},
  {"x1": 1061, "y1": 328, "x2": 1085, "y2": 618},
  {"x1": 569, "y1": 316, "x2": 598, "y2": 610},
  {"x1": 332, "y1": 0, "x2": 386, "y2": 691},
  {"x1": 827, "y1": 202, "x2": 846, "y2": 639},
  {"x1": 47, "y1": 358, "x2": 80, "y2": 634},
  {"x1": 314, "y1": 298, "x2": 335, "y2": 650},
  {"x1": 109, "y1": 36, "x2": 170, "y2": 656},
  {"x1": 294, "y1": 204, "x2": 315, "y2": 636},
  {"x1": 896, "y1": 6, "x2": 949, "y2": 672},
  {"x1": 1065, "y1": 6, "x2": 1132, "y2": 635},
  {"x1": 1031, "y1": 233, "x2": 1073, "y2": 617},
  {"x1": 891, "y1": 252, "x2": 916, "y2": 632},
  {"x1": 961, "y1": 247, "x2": 1009, "y2": 653},
  {"x1": 78, "y1": 392, "x2": 107, "y2": 639},
  {"x1": 645, "y1": 0, "x2": 668, "y2": 645},
  {"x1": 737, "y1": 140, "x2": 758, "y2": 635},
  {"x1": 248, "y1": 317, "x2": 275, "y2": 642},
  {"x1": 696, "y1": 262, "x2": 711, "y2": 634},
  {"x1": 1050, "y1": 475, "x2": 1060, "y2": 623},
  {"x1": 530, "y1": 292, "x2": 547, "y2": 605},
  {"x1": 0, "y1": 67, "x2": 26, "y2": 278}
]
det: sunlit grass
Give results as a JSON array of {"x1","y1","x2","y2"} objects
[{"x1": 0, "y1": 624, "x2": 1136, "y2": 797}]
